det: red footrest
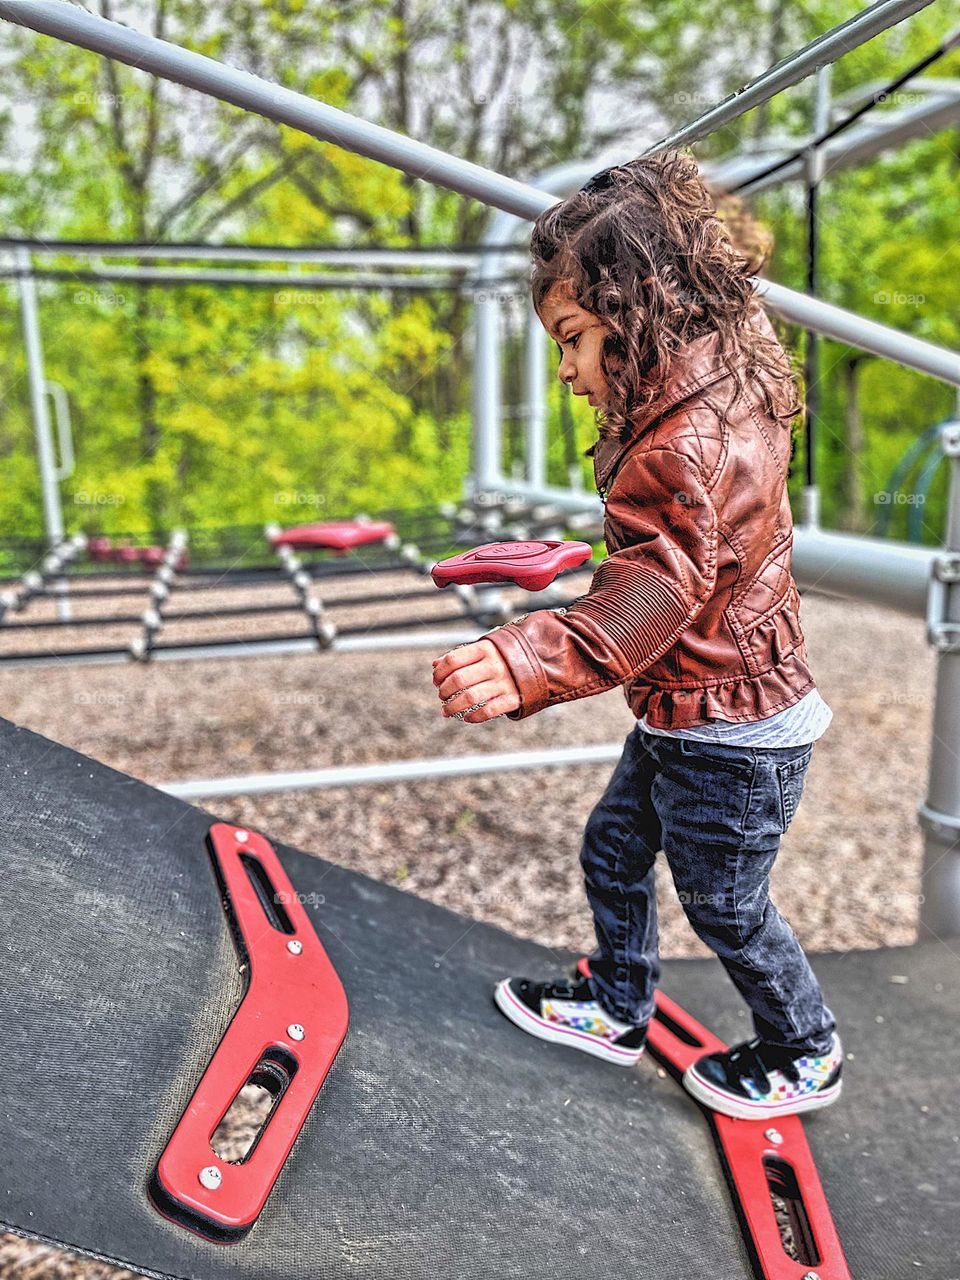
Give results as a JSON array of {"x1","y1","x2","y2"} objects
[
  {"x1": 576, "y1": 957, "x2": 851, "y2": 1280},
  {"x1": 270, "y1": 520, "x2": 395, "y2": 551},
  {"x1": 431, "y1": 539, "x2": 593, "y2": 592},
  {"x1": 148, "y1": 824, "x2": 349, "y2": 1243}
]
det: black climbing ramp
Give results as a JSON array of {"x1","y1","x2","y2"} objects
[{"x1": 0, "y1": 716, "x2": 956, "y2": 1278}]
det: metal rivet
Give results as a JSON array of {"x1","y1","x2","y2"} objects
[
  {"x1": 199, "y1": 1166, "x2": 222, "y2": 1190},
  {"x1": 287, "y1": 1023, "x2": 305, "y2": 1041},
  {"x1": 802, "y1": 1273, "x2": 822, "y2": 1280},
  {"x1": 287, "y1": 940, "x2": 303, "y2": 955},
  {"x1": 234, "y1": 830, "x2": 249, "y2": 843},
  {"x1": 764, "y1": 1128, "x2": 784, "y2": 1145}
]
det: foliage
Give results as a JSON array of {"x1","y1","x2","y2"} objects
[{"x1": 0, "y1": 0, "x2": 958, "y2": 546}]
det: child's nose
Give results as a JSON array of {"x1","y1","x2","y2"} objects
[{"x1": 557, "y1": 354, "x2": 576, "y2": 385}]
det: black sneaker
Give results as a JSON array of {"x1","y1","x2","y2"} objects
[
  {"x1": 493, "y1": 972, "x2": 647, "y2": 1066},
  {"x1": 682, "y1": 1032, "x2": 844, "y2": 1119}
]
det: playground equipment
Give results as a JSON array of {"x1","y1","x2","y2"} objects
[
  {"x1": 431, "y1": 539, "x2": 593, "y2": 592},
  {"x1": 2, "y1": 716, "x2": 956, "y2": 1279},
  {"x1": 0, "y1": 510, "x2": 600, "y2": 666},
  {"x1": 148, "y1": 822, "x2": 349, "y2": 1244},
  {"x1": 0, "y1": 1, "x2": 958, "y2": 1277},
  {"x1": 877, "y1": 416, "x2": 957, "y2": 542},
  {"x1": 0, "y1": 531, "x2": 85, "y2": 623},
  {"x1": 130, "y1": 528, "x2": 190, "y2": 661},
  {"x1": 86, "y1": 534, "x2": 190, "y2": 571}
]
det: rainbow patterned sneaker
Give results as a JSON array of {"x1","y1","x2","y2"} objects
[
  {"x1": 682, "y1": 1031, "x2": 844, "y2": 1119},
  {"x1": 493, "y1": 973, "x2": 647, "y2": 1066}
]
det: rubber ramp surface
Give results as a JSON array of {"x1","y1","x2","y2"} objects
[{"x1": 0, "y1": 717, "x2": 956, "y2": 1278}]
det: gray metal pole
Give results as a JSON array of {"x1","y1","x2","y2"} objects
[
  {"x1": 0, "y1": 243, "x2": 514, "y2": 268},
  {"x1": 161, "y1": 741, "x2": 624, "y2": 801},
  {"x1": 15, "y1": 247, "x2": 64, "y2": 549},
  {"x1": 758, "y1": 280, "x2": 960, "y2": 387},
  {"x1": 3, "y1": 264, "x2": 469, "y2": 290},
  {"x1": 801, "y1": 65, "x2": 832, "y2": 530},
  {"x1": 470, "y1": 284, "x2": 503, "y2": 493},
  {"x1": 918, "y1": 421, "x2": 960, "y2": 937},
  {"x1": 525, "y1": 299, "x2": 547, "y2": 488},
  {"x1": 473, "y1": 160, "x2": 619, "y2": 499},
  {"x1": 0, "y1": 626, "x2": 485, "y2": 670},
  {"x1": 645, "y1": 0, "x2": 933, "y2": 156}
]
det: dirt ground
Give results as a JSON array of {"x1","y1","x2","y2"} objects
[{"x1": 0, "y1": 572, "x2": 940, "y2": 1278}]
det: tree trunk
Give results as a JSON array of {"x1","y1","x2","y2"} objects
[{"x1": 842, "y1": 355, "x2": 864, "y2": 531}]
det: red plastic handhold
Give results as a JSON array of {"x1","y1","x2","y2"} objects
[
  {"x1": 148, "y1": 824, "x2": 349, "y2": 1244},
  {"x1": 270, "y1": 520, "x2": 395, "y2": 552},
  {"x1": 87, "y1": 536, "x2": 113, "y2": 562},
  {"x1": 576, "y1": 957, "x2": 852, "y2": 1280},
  {"x1": 431, "y1": 540, "x2": 593, "y2": 593}
]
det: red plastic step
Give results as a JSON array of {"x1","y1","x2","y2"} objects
[
  {"x1": 270, "y1": 520, "x2": 395, "y2": 552},
  {"x1": 431, "y1": 539, "x2": 593, "y2": 592},
  {"x1": 575, "y1": 958, "x2": 851, "y2": 1280},
  {"x1": 148, "y1": 824, "x2": 349, "y2": 1244},
  {"x1": 86, "y1": 536, "x2": 113, "y2": 562}
]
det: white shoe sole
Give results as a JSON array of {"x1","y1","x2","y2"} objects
[
  {"x1": 681, "y1": 1062, "x2": 843, "y2": 1119},
  {"x1": 493, "y1": 979, "x2": 644, "y2": 1067}
]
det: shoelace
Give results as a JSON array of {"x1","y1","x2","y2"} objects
[{"x1": 725, "y1": 1036, "x2": 803, "y2": 1092}]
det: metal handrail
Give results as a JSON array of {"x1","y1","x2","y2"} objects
[{"x1": 3, "y1": 1, "x2": 954, "y2": 386}]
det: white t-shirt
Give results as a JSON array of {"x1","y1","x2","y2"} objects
[{"x1": 637, "y1": 686, "x2": 833, "y2": 748}]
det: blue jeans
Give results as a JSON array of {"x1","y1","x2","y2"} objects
[{"x1": 581, "y1": 723, "x2": 837, "y2": 1054}]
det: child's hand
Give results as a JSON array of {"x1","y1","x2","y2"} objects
[{"x1": 432, "y1": 640, "x2": 521, "y2": 722}]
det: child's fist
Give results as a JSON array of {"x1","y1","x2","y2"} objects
[{"x1": 432, "y1": 640, "x2": 521, "y2": 722}]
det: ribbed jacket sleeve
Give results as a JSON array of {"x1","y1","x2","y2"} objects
[{"x1": 483, "y1": 448, "x2": 718, "y2": 720}]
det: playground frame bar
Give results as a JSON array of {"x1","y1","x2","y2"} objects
[{"x1": 2, "y1": 0, "x2": 959, "y2": 938}]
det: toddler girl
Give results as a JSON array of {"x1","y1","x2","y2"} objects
[{"x1": 431, "y1": 150, "x2": 843, "y2": 1120}]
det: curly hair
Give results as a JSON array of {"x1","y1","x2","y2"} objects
[{"x1": 529, "y1": 149, "x2": 803, "y2": 446}]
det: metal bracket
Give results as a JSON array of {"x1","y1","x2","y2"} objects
[
  {"x1": 938, "y1": 421, "x2": 960, "y2": 456},
  {"x1": 925, "y1": 551, "x2": 960, "y2": 651},
  {"x1": 803, "y1": 143, "x2": 825, "y2": 188},
  {"x1": 917, "y1": 799, "x2": 960, "y2": 840}
]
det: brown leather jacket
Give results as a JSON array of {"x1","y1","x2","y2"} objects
[{"x1": 484, "y1": 307, "x2": 818, "y2": 728}]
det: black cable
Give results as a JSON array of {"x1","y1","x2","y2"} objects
[{"x1": 731, "y1": 30, "x2": 959, "y2": 195}]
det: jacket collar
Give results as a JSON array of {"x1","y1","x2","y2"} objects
[{"x1": 586, "y1": 326, "x2": 741, "y2": 495}]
